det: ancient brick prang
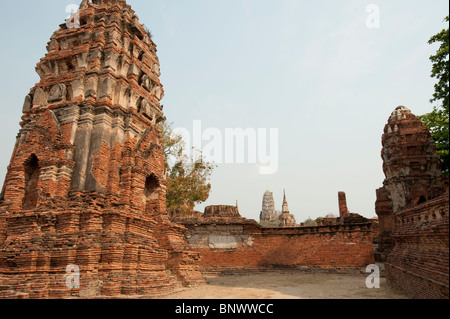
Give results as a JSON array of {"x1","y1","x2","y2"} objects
[
  {"x1": 374, "y1": 106, "x2": 449, "y2": 298},
  {"x1": 375, "y1": 106, "x2": 446, "y2": 260},
  {"x1": 0, "y1": 0, "x2": 204, "y2": 298}
]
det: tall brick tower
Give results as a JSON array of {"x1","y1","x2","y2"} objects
[
  {"x1": 0, "y1": 0, "x2": 204, "y2": 298},
  {"x1": 374, "y1": 106, "x2": 445, "y2": 261}
]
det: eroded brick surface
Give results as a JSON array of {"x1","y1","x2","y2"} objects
[
  {"x1": 386, "y1": 194, "x2": 449, "y2": 299},
  {"x1": 375, "y1": 106, "x2": 449, "y2": 299},
  {"x1": 0, "y1": 0, "x2": 204, "y2": 298},
  {"x1": 375, "y1": 106, "x2": 446, "y2": 259},
  {"x1": 174, "y1": 206, "x2": 375, "y2": 274}
]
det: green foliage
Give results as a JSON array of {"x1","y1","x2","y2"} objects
[
  {"x1": 420, "y1": 109, "x2": 449, "y2": 175},
  {"x1": 428, "y1": 16, "x2": 449, "y2": 112},
  {"x1": 303, "y1": 217, "x2": 317, "y2": 227},
  {"x1": 159, "y1": 119, "x2": 216, "y2": 216},
  {"x1": 159, "y1": 117, "x2": 183, "y2": 171},
  {"x1": 166, "y1": 155, "x2": 215, "y2": 215},
  {"x1": 420, "y1": 16, "x2": 449, "y2": 176}
]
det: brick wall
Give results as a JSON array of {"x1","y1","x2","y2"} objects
[
  {"x1": 179, "y1": 218, "x2": 375, "y2": 273},
  {"x1": 0, "y1": 209, "x2": 204, "y2": 298},
  {"x1": 385, "y1": 193, "x2": 449, "y2": 299}
]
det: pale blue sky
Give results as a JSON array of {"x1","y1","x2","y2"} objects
[{"x1": 0, "y1": 0, "x2": 448, "y2": 222}]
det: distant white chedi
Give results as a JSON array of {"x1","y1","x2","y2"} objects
[{"x1": 259, "y1": 190, "x2": 279, "y2": 222}]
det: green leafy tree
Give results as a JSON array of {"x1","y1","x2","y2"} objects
[
  {"x1": 420, "y1": 16, "x2": 449, "y2": 176},
  {"x1": 159, "y1": 119, "x2": 216, "y2": 216},
  {"x1": 303, "y1": 217, "x2": 317, "y2": 227}
]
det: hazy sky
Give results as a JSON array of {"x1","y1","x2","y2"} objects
[{"x1": 0, "y1": 0, "x2": 448, "y2": 222}]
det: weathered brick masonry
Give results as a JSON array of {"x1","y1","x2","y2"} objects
[
  {"x1": 375, "y1": 106, "x2": 445, "y2": 261},
  {"x1": 175, "y1": 206, "x2": 375, "y2": 274},
  {"x1": 3, "y1": 0, "x2": 447, "y2": 300},
  {"x1": 386, "y1": 192, "x2": 449, "y2": 299},
  {"x1": 0, "y1": 0, "x2": 204, "y2": 298},
  {"x1": 375, "y1": 106, "x2": 449, "y2": 299}
]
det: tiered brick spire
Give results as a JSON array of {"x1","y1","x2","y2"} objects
[
  {"x1": 279, "y1": 189, "x2": 296, "y2": 227},
  {"x1": 377, "y1": 106, "x2": 444, "y2": 213},
  {"x1": 14, "y1": 0, "x2": 165, "y2": 205},
  {"x1": 374, "y1": 105, "x2": 446, "y2": 261},
  {"x1": 282, "y1": 189, "x2": 289, "y2": 213},
  {"x1": 0, "y1": 0, "x2": 204, "y2": 298}
]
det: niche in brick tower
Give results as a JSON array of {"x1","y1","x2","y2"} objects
[
  {"x1": 22, "y1": 154, "x2": 40, "y2": 210},
  {"x1": 144, "y1": 174, "x2": 159, "y2": 213}
]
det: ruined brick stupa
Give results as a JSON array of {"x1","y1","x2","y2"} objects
[
  {"x1": 374, "y1": 106, "x2": 446, "y2": 260},
  {"x1": 0, "y1": 0, "x2": 204, "y2": 298},
  {"x1": 279, "y1": 190, "x2": 296, "y2": 227}
]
